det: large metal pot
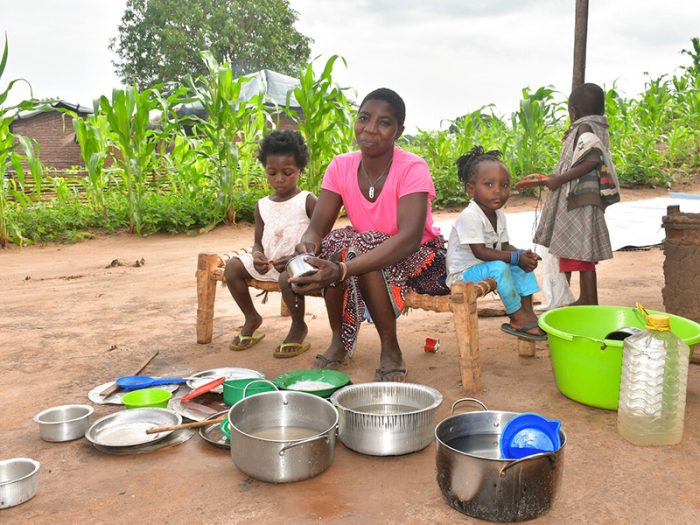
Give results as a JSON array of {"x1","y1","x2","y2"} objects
[
  {"x1": 33, "y1": 404, "x2": 94, "y2": 442},
  {"x1": 0, "y1": 458, "x2": 40, "y2": 509},
  {"x1": 227, "y1": 389, "x2": 338, "y2": 483},
  {"x1": 435, "y1": 399, "x2": 566, "y2": 522},
  {"x1": 330, "y1": 382, "x2": 443, "y2": 456}
]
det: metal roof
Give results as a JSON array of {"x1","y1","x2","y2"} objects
[{"x1": 12, "y1": 101, "x2": 93, "y2": 121}]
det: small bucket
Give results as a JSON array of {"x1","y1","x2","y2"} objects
[{"x1": 223, "y1": 378, "x2": 277, "y2": 406}]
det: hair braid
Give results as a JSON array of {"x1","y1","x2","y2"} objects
[{"x1": 456, "y1": 146, "x2": 502, "y2": 184}]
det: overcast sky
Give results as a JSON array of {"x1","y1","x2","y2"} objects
[{"x1": 2, "y1": 1, "x2": 698, "y2": 132}]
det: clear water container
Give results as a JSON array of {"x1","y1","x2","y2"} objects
[{"x1": 617, "y1": 314, "x2": 690, "y2": 446}]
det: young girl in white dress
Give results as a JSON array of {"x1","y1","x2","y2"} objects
[{"x1": 224, "y1": 130, "x2": 316, "y2": 357}]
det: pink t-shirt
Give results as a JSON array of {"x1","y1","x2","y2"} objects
[{"x1": 321, "y1": 148, "x2": 440, "y2": 244}]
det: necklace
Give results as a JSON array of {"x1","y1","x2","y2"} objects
[{"x1": 360, "y1": 156, "x2": 393, "y2": 200}]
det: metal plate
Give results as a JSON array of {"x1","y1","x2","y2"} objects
[
  {"x1": 171, "y1": 393, "x2": 228, "y2": 422},
  {"x1": 92, "y1": 428, "x2": 195, "y2": 455},
  {"x1": 88, "y1": 381, "x2": 180, "y2": 406},
  {"x1": 187, "y1": 368, "x2": 264, "y2": 393},
  {"x1": 198, "y1": 411, "x2": 230, "y2": 449},
  {"x1": 85, "y1": 408, "x2": 182, "y2": 447}
]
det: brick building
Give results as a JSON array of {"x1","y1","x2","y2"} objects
[{"x1": 10, "y1": 101, "x2": 91, "y2": 169}]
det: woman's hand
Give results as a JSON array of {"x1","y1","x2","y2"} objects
[
  {"x1": 294, "y1": 240, "x2": 320, "y2": 256},
  {"x1": 518, "y1": 250, "x2": 540, "y2": 272},
  {"x1": 253, "y1": 251, "x2": 272, "y2": 274},
  {"x1": 289, "y1": 257, "x2": 341, "y2": 294}
]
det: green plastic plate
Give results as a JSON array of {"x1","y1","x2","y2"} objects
[{"x1": 273, "y1": 369, "x2": 351, "y2": 398}]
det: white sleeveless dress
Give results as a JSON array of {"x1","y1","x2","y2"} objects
[{"x1": 235, "y1": 190, "x2": 311, "y2": 281}]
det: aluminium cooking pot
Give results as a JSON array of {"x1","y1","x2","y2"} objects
[
  {"x1": 33, "y1": 404, "x2": 93, "y2": 442},
  {"x1": 227, "y1": 388, "x2": 338, "y2": 483},
  {"x1": 0, "y1": 458, "x2": 40, "y2": 509},
  {"x1": 330, "y1": 382, "x2": 443, "y2": 456},
  {"x1": 435, "y1": 398, "x2": 566, "y2": 522}
]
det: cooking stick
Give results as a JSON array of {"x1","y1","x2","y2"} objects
[
  {"x1": 99, "y1": 350, "x2": 160, "y2": 398},
  {"x1": 146, "y1": 415, "x2": 227, "y2": 434}
]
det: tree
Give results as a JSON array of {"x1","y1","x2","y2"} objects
[{"x1": 110, "y1": 0, "x2": 312, "y2": 87}]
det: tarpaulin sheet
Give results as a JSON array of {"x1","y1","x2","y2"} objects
[{"x1": 435, "y1": 193, "x2": 700, "y2": 252}]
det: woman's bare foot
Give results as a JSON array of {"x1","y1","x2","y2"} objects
[
  {"x1": 312, "y1": 337, "x2": 347, "y2": 369},
  {"x1": 375, "y1": 345, "x2": 407, "y2": 382}
]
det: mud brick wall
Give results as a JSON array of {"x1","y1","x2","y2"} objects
[
  {"x1": 10, "y1": 111, "x2": 86, "y2": 169},
  {"x1": 662, "y1": 206, "x2": 700, "y2": 323}
]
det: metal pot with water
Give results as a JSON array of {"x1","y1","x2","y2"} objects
[
  {"x1": 435, "y1": 398, "x2": 566, "y2": 522},
  {"x1": 227, "y1": 383, "x2": 338, "y2": 483}
]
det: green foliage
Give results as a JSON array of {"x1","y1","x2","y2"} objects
[
  {"x1": 110, "y1": 0, "x2": 311, "y2": 87},
  {"x1": 506, "y1": 86, "x2": 563, "y2": 178},
  {"x1": 283, "y1": 56, "x2": 355, "y2": 194},
  {"x1": 97, "y1": 85, "x2": 160, "y2": 234},
  {"x1": 73, "y1": 113, "x2": 110, "y2": 216},
  {"x1": 3, "y1": 37, "x2": 699, "y2": 246},
  {"x1": 0, "y1": 33, "x2": 37, "y2": 247},
  {"x1": 183, "y1": 51, "x2": 270, "y2": 222}
]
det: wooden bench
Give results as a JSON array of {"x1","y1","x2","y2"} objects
[{"x1": 196, "y1": 252, "x2": 536, "y2": 393}]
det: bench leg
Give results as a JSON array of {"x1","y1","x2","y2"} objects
[
  {"x1": 517, "y1": 339, "x2": 537, "y2": 357},
  {"x1": 280, "y1": 299, "x2": 291, "y2": 317},
  {"x1": 196, "y1": 253, "x2": 220, "y2": 344},
  {"x1": 450, "y1": 281, "x2": 481, "y2": 394}
]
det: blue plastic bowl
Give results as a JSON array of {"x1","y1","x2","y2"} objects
[{"x1": 500, "y1": 413, "x2": 561, "y2": 459}]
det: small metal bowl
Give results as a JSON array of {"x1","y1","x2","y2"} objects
[
  {"x1": 286, "y1": 253, "x2": 318, "y2": 278},
  {"x1": 0, "y1": 458, "x2": 40, "y2": 509},
  {"x1": 33, "y1": 404, "x2": 94, "y2": 442}
]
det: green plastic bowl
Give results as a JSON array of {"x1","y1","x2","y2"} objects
[
  {"x1": 223, "y1": 378, "x2": 277, "y2": 406},
  {"x1": 273, "y1": 369, "x2": 351, "y2": 398},
  {"x1": 538, "y1": 306, "x2": 700, "y2": 410},
  {"x1": 121, "y1": 388, "x2": 172, "y2": 409}
]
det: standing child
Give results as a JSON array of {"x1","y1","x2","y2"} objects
[
  {"x1": 224, "y1": 130, "x2": 316, "y2": 357},
  {"x1": 525, "y1": 83, "x2": 619, "y2": 305},
  {"x1": 446, "y1": 146, "x2": 546, "y2": 341}
]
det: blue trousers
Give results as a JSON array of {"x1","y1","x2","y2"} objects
[{"x1": 460, "y1": 261, "x2": 540, "y2": 315}]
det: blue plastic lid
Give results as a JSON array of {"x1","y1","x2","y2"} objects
[{"x1": 500, "y1": 413, "x2": 561, "y2": 459}]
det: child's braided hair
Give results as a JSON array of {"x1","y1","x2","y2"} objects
[{"x1": 456, "y1": 146, "x2": 503, "y2": 185}]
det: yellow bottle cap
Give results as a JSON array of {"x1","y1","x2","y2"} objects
[{"x1": 646, "y1": 314, "x2": 670, "y2": 331}]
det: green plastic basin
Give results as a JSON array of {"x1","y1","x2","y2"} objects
[
  {"x1": 273, "y1": 369, "x2": 351, "y2": 398},
  {"x1": 121, "y1": 388, "x2": 172, "y2": 409},
  {"x1": 538, "y1": 306, "x2": 700, "y2": 410}
]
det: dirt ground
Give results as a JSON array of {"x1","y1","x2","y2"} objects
[{"x1": 2, "y1": 186, "x2": 699, "y2": 524}]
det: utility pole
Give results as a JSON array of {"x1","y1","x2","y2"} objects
[{"x1": 572, "y1": 0, "x2": 589, "y2": 90}]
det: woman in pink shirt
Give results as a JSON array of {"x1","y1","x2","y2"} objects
[{"x1": 283, "y1": 88, "x2": 446, "y2": 382}]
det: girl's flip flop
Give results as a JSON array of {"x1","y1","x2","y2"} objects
[
  {"x1": 273, "y1": 342, "x2": 311, "y2": 359},
  {"x1": 500, "y1": 322, "x2": 547, "y2": 342},
  {"x1": 229, "y1": 332, "x2": 266, "y2": 351}
]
